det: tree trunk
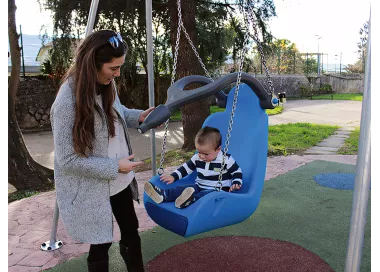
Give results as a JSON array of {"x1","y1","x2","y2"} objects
[
  {"x1": 8, "y1": 0, "x2": 54, "y2": 191},
  {"x1": 169, "y1": 0, "x2": 209, "y2": 151}
]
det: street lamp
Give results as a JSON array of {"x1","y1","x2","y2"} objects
[
  {"x1": 315, "y1": 35, "x2": 322, "y2": 76},
  {"x1": 335, "y1": 54, "x2": 338, "y2": 73}
]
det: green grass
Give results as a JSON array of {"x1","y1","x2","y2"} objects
[
  {"x1": 170, "y1": 110, "x2": 182, "y2": 122},
  {"x1": 338, "y1": 127, "x2": 360, "y2": 154},
  {"x1": 9, "y1": 123, "x2": 339, "y2": 203},
  {"x1": 138, "y1": 149, "x2": 194, "y2": 173},
  {"x1": 170, "y1": 105, "x2": 283, "y2": 122},
  {"x1": 311, "y1": 93, "x2": 363, "y2": 101},
  {"x1": 266, "y1": 106, "x2": 283, "y2": 115},
  {"x1": 137, "y1": 123, "x2": 340, "y2": 173},
  {"x1": 8, "y1": 189, "x2": 41, "y2": 203},
  {"x1": 268, "y1": 123, "x2": 339, "y2": 156}
]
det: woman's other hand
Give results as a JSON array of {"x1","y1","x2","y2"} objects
[
  {"x1": 138, "y1": 107, "x2": 155, "y2": 123},
  {"x1": 118, "y1": 154, "x2": 144, "y2": 173}
]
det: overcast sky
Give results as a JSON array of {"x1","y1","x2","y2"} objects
[{"x1": 15, "y1": 0, "x2": 371, "y2": 65}]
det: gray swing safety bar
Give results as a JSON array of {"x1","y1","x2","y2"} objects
[{"x1": 137, "y1": 72, "x2": 277, "y2": 134}]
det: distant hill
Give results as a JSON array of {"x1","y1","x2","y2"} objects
[{"x1": 8, "y1": 34, "x2": 48, "y2": 66}]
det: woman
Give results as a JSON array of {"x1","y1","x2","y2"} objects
[{"x1": 50, "y1": 30, "x2": 152, "y2": 272}]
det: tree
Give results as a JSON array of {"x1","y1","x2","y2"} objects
[
  {"x1": 8, "y1": 0, "x2": 54, "y2": 192},
  {"x1": 357, "y1": 20, "x2": 369, "y2": 72},
  {"x1": 345, "y1": 61, "x2": 363, "y2": 74},
  {"x1": 346, "y1": 20, "x2": 369, "y2": 74},
  {"x1": 302, "y1": 55, "x2": 317, "y2": 75},
  {"x1": 172, "y1": 0, "x2": 276, "y2": 150},
  {"x1": 40, "y1": 36, "x2": 77, "y2": 89},
  {"x1": 169, "y1": 0, "x2": 210, "y2": 150},
  {"x1": 251, "y1": 38, "x2": 305, "y2": 74},
  {"x1": 38, "y1": 0, "x2": 276, "y2": 151}
]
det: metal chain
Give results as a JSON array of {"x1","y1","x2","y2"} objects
[
  {"x1": 157, "y1": 0, "x2": 183, "y2": 175},
  {"x1": 216, "y1": 4, "x2": 251, "y2": 190},
  {"x1": 179, "y1": 22, "x2": 213, "y2": 80},
  {"x1": 245, "y1": 0, "x2": 275, "y2": 95},
  {"x1": 158, "y1": 0, "x2": 216, "y2": 174},
  {"x1": 157, "y1": 120, "x2": 169, "y2": 175}
]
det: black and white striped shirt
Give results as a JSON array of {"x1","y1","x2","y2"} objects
[{"x1": 171, "y1": 151, "x2": 243, "y2": 190}]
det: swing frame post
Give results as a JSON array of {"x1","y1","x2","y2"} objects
[
  {"x1": 344, "y1": 15, "x2": 371, "y2": 272},
  {"x1": 145, "y1": 0, "x2": 157, "y2": 175},
  {"x1": 41, "y1": 0, "x2": 100, "y2": 251},
  {"x1": 41, "y1": 202, "x2": 62, "y2": 251}
]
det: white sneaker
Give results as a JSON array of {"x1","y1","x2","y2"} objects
[
  {"x1": 144, "y1": 182, "x2": 164, "y2": 204},
  {"x1": 175, "y1": 187, "x2": 195, "y2": 209}
]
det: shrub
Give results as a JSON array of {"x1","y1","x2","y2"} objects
[
  {"x1": 318, "y1": 84, "x2": 333, "y2": 94},
  {"x1": 299, "y1": 86, "x2": 312, "y2": 98}
]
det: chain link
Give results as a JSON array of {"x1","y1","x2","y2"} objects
[
  {"x1": 170, "y1": 0, "x2": 182, "y2": 86},
  {"x1": 216, "y1": 4, "x2": 251, "y2": 190},
  {"x1": 179, "y1": 22, "x2": 213, "y2": 80},
  {"x1": 159, "y1": 0, "x2": 276, "y2": 175},
  {"x1": 158, "y1": 0, "x2": 215, "y2": 174},
  {"x1": 245, "y1": 0, "x2": 275, "y2": 95},
  {"x1": 157, "y1": 119, "x2": 170, "y2": 174},
  {"x1": 157, "y1": 0, "x2": 183, "y2": 174}
]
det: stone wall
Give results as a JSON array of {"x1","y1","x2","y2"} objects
[
  {"x1": 320, "y1": 74, "x2": 364, "y2": 93},
  {"x1": 14, "y1": 75, "x2": 170, "y2": 132},
  {"x1": 14, "y1": 73, "x2": 363, "y2": 132},
  {"x1": 15, "y1": 76, "x2": 57, "y2": 132},
  {"x1": 253, "y1": 74, "x2": 310, "y2": 97}
]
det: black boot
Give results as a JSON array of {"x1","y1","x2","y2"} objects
[
  {"x1": 119, "y1": 243, "x2": 145, "y2": 272},
  {"x1": 87, "y1": 257, "x2": 109, "y2": 272}
]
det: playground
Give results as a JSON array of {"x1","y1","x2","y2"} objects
[
  {"x1": 9, "y1": 153, "x2": 370, "y2": 271},
  {"x1": 8, "y1": 94, "x2": 370, "y2": 271},
  {"x1": 7, "y1": 0, "x2": 371, "y2": 270}
]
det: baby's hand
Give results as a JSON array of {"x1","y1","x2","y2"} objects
[
  {"x1": 229, "y1": 184, "x2": 241, "y2": 192},
  {"x1": 160, "y1": 174, "x2": 175, "y2": 184}
]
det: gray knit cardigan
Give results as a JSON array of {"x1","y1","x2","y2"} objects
[{"x1": 50, "y1": 79, "x2": 143, "y2": 244}]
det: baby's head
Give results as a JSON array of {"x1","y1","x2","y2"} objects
[{"x1": 195, "y1": 126, "x2": 222, "y2": 162}]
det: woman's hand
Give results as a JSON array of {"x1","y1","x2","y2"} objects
[
  {"x1": 138, "y1": 107, "x2": 155, "y2": 123},
  {"x1": 160, "y1": 174, "x2": 175, "y2": 184},
  {"x1": 118, "y1": 154, "x2": 144, "y2": 173}
]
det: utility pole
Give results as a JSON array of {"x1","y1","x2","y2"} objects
[
  {"x1": 19, "y1": 25, "x2": 25, "y2": 77},
  {"x1": 321, "y1": 53, "x2": 324, "y2": 73},
  {"x1": 340, "y1": 52, "x2": 342, "y2": 74},
  {"x1": 315, "y1": 35, "x2": 322, "y2": 76}
]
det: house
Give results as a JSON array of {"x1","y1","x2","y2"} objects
[{"x1": 35, "y1": 39, "x2": 83, "y2": 63}]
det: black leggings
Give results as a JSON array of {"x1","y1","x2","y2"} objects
[{"x1": 87, "y1": 186, "x2": 140, "y2": 262}]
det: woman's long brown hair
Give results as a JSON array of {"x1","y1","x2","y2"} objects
[{"x1": 60, "y1": 30, "x2": 127, "y2": 156}]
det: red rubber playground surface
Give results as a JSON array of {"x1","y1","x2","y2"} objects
[{"x1": 145, "y1": 236, "x2": 334, "y2": 272}]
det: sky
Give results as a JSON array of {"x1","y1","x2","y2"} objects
[
  {"x1": 13, "y1": 0, "x2": 371, "y2": 66},
  {"x1": 269, "y1": 0, "x2": 371, "y2": 65}
]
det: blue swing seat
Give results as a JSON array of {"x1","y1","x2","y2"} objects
[{"x1": 143, "y1": 83, "x2": 268, "y2": 237}]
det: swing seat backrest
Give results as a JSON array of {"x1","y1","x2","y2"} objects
[
  {"x1": 203, "y1": 83, "x2": 268, "y2": 195},
  {"x1": 144, "y1": 83, "x2": 268, "y2": 237}
]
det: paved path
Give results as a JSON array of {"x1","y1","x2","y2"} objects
[
  {"x1": 8, "y1": 99, "x2": 362, "y2": 271},
  {"x1": 20, "y1": 99, "x2": 363, "y2": 168},
  {"x1": 304, "y1": 126, "x2": 355, "y2": 155},
  {"x1": 269, "y1": 100, "x2": 361, "y2": 127}
]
